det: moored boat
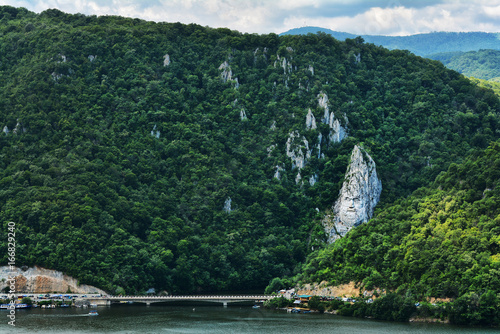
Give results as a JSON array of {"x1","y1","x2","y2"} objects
[{"x1": 15, "y1": 303, "x2": 30, "y2": 309}]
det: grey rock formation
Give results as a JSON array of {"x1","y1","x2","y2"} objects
[
  {"x1": 309, "y1": 174, "x2": 318, "y2": 186},
  {"x1": 329, "y1": 118, "x2": 347, "y2": 143},
  {"x1": 318, "y1": 92, "x2": 330, "y2": 123},
  {"x1": 317, "y1": 91, "x2": 348, "y2": 144},
  {"x1": 51, "y1": 72, "x2": 63, "y2": 81},
  {"x1": 57, "y1": 54, "x2": 67, "y2": 63},
  {"x1": 240, "y1": 108, "x2": 248, "y2": 120},
  {"x1": 163, "y1": 54, "x2": 171, "y2": 66},
  {"x1": 274, "y1": 165, "x2": 284, "y2": 180},
  {"x1": 354, "y1": 53, "x2": 361, "y2": 63},
  {"x1": 305, "y1": 108, "x2": 317, "y2": 130},
  {"x1": 295, "y1": 171, "x2": 302, "y2": 184},
  {"x1": 218, "y1": 61, "x2": 239, "y2": 88},
  {"x1": 308, "y1": 65, "x2": 314, "y2": 76},
  {"x1": 223, "y1": 197, "x2": 232, "y2": 213},
  {"x1": 219, "y1": 61, "x2": 233, "y2": 82},
  {"x1": 267, "y1": 144, "x2": 276, "y2": 157},
  {"x1": 281, "y1": 57, "x2": 292, "y2": 74},
  {"x1": 151, "y1": 125, "x2": 160, "y2": 138},
  {"x1": 324, "y1": 145, "x2": 382, "y2": 243},
  {"x1": 286, "y1": 131, "x2": 310, "y2": 170},
  {"x1": 317, "y1": 133, "x2": 322, "y2": 159},
  {"x1": 13, "y1": 120, "x2": 24, "y2": 134}
]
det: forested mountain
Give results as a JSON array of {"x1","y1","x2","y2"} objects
[
  {"x1": 0, "y1": 6, "x2": 499, "y2": 296},
  {"x1": 282, "y1": 27, "x2": 500, "y2": 57},
  {"x1": 428, "y1": 49, "x2": 500, "y2": 81},
  {"x1": 299, "y1": 140, "x2": 500, "y2": 299}
]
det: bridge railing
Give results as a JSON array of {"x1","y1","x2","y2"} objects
[{"x1": 104, "y1": 295, "x2": 272, "y2": 300}]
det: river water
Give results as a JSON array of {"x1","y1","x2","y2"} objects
[{"x1": 1, "y1": 304, "x2": 499, "y2": 333}]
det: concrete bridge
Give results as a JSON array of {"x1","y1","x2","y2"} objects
[{"x1": 89, "y1": 295, "x2": 273, "y2": 307}]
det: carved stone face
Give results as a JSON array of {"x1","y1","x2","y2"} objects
[
  {"x1": 327, "y1": 144, "x2": 382, "y2": 243},
  {"x1": 341, "y1": 177, "x2": 364, "y2": 219},
  {"x1": 341, "y1": 193, "x2": 361, "y2": 225}
]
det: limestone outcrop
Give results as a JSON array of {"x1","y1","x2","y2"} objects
[
  {"x1": 308, "y1": 65, "x2": 314, "y2": 76},
  {"x1": 317, "y1": 91, "x2": 348, "y2": 144},
  {"x1": 240, "y1": 108, "x2": 247, "y2": 120},
  {"x1": 324, "y1": 145, "x2": 382, "y2": 243},
  {"x1": 0, "y1": 266, "x2": 107, "y2": 294},
  {"x1": 223, "y1": 197, "x2": 232, "y2": 212},
  {"x1": 274, "y1": 165, "x2": 284, "y2": 180},
  {"x1": 219, "y1": 60, "x2": 239, "y2": 88},
  {"x1": 219, "y1": 61, "x2": 233, "y2": 82},
  {"x1": 309, "y1": 174, "x2": 318, "y2": 186},
  {"x1": 329, "y1": 118, "x2": 347, "y2": 143},
  {"x1": 286, "y1": 131, "x2": 311, "y2": 170},
  {"x1": 163, "y1": 54, "x2": 171, "y2": 66},
  {"x1": 13, "y1": 120, "x2": 25, "y2": 134},
  {"x1": 318, "y1": 91, "x2": 330, "y2": 122},
  {"x1": 317, "y1": 133, "x2": 323, "y2": 159},
  {"x1": 151, "y1": 124, "x2": 160, "y2": 138},
  {"x1": 305, "y1": 108, "x2": 317, "y2": 130}
]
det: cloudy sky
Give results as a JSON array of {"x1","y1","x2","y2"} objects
[{"x1": 2, "y1": 0, "x2": 500, "y2": 35}]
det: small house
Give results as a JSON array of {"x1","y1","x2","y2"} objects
[{"x1": 297, "y1": 295, "x2": 312, "y2": 303}]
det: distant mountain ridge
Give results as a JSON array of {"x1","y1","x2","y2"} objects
[
  {"x1": 428, "y1": 49, "x2": 500, "y2": 81},
  {"x1": 281, "y1": 27, "x2": 500, "y2": 56}
]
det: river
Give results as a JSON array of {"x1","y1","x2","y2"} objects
[{"x1": 1, "y1": 304, "x2": 499, "y2": 333}]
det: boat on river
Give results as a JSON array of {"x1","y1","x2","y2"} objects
[{"x1": 15, "y1": 303, "x2": 30, "y2": 309}]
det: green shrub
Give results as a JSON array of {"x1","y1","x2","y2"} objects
[{"x1": 370, "y1": 293, "x2": 416, "y2": 322}]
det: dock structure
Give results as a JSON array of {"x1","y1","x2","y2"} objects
[{"x1": 89, "y1": 295, "x2": 273, "y2": 307}]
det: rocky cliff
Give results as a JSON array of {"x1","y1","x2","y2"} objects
[
  {"x1": 286, "y1": 130, "x2": 311, "y2": 170},
  {"x1": 0, "y1": 266, "x2": 107, "y2": 294},
  {"x1": 324, "y1": 145, "x2": 382, "y2": 243},
  {"x1": 317, "y1": 91, "x2": 348, "y2": 145}
]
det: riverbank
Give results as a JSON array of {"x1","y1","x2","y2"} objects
[{"x1": 264, "y1": 292, "x2": 499, "y2": 327}]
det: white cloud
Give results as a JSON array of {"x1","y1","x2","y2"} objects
[
  {"x1": 483, "y1": 5, "x2": 500, "y2": 18},
  {"x1": 1, "y1": 0, "x2": 500, "y2": 34},
  {"x1": 283, "y1": 2, "x2": 500, "y2": 35}
]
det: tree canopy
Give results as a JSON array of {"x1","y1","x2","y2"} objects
[{"x1": 0, "y1": 6, "x2": 499, "y2": 296}]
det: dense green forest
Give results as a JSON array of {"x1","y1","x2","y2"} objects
[
  {"x1": 295, "y1": 141, "x2": 500, "y2": 324},
  {"x1": 472, "y1": 78, "x2": 500, "y2": 97},
  {"x1": 428, "y1": 49, "x2": 500, "y2": 81},
  {"x1": 299, "y1": 141, "x2": 500, "y2": 297},
  {"x1": 0, "y1": 6, "x2": 499, "y2": 296},
  {"x1": 282, "y1": 27, "x2": 500, "y2": 56}
]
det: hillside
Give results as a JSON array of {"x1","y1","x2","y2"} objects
[
  {"x1": 0, "y1": 6, "x2": 499, "y2": 295},
  {"x1": 471, "y1": 78, "x2": 500, "y2": 97},
  {"x1": 428, "y1": 49, "x2": 500, "y2": 81},
  {"x1": 281, "y1": 27, "x2": 500, "y2": 57},
  {"x1": 297, "y1": 140, "x2": 500, "y2": 318}
]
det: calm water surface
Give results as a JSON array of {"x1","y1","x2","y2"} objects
[{"x1": 1, "y1": 305, "x2": 499, "y2": 333}]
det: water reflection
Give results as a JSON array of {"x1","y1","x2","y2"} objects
[{"x1": 0, "y1": 305, "x2": 498, "y2": 334}]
